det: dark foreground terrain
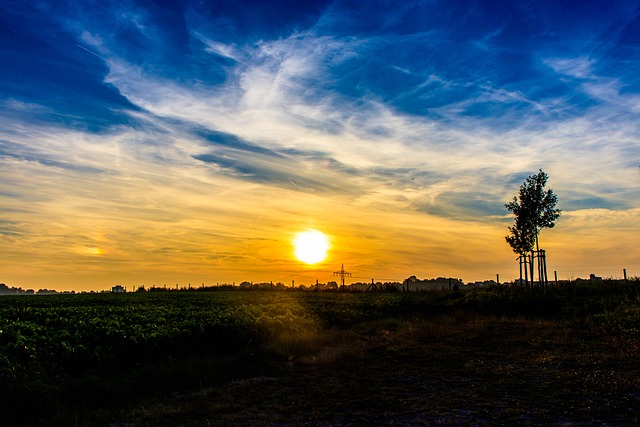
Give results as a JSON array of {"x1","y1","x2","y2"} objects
[
  {"x1": 125, "y1": 313, "x2": 640, "y2": 426},
  {"x1": 2, "y1": 283, "x2": 639, "y2": 426}
]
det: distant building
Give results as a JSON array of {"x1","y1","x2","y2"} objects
[
  {"x1": 404, "y1": 276, "x2": 464, "y2": 291},
  {"x1": 112, "y1": 285, "x2": 126, "y2": 293}
]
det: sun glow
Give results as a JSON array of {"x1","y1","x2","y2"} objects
[{"x1": 293, "y1": 230, "x2": 330, "y2": 264}]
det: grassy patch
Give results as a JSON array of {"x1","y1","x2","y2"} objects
[{"x1": 1, "y1": 281, "x2": 639, "y2": 425}]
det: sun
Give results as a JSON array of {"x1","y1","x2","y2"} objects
[{"x1": 293, "y1": 230, "x2": 330, "y2": 264}]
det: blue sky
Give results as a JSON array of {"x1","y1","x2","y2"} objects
[{"x1": 1, "y1": 0, "x2": 639, "y2": 290}]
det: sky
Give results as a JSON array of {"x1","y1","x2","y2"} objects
[{"x1": 1, "y1": 0, "x2": 639, "y2": 291}]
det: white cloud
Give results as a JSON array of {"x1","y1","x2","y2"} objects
[
  {"x1": 94, "y1": 27, "x2": 640, "y2": 221},
  {"x1": 193, "y1": 32, "x2": 241, "y2": 61},
  {"x1": 544, "y1": 57, "x2": 595, "y2": 79}
]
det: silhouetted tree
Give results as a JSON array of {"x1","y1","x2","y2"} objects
[
  {"x1": 506, "y1": 169, "x2": 561, "y2": 287},
  {"x1": 505, "y1": 219, "x2": 535, "y2": 257}
]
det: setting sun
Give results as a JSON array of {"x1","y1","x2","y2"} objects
[{"x1": 293, "y1": 230, "x2": 330, "y2": 264}]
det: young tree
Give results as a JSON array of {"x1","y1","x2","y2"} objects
[
  {"x1": 505, "y1": 169, "x2": 561, "y2": 286},
  {"x1": 505, "y1": 211, "x2": 535, "y2": 256},
  {"x1": 505, "y1": 217, "x2": 535, "y2": 285}
]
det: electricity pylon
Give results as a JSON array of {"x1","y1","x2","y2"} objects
[{"x1": 333, "y1": 264, "x2": 351, "y2": 290}]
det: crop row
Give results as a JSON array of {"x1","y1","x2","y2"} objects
[{"x1": 0, "y1": 292, "x2": 409, "y2": 371}]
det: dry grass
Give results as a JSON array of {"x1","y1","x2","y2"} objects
[{"x1": 119, "y1": 312, "x2": 640, "y2": 426}]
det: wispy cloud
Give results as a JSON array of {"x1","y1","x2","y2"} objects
[{"x1": 544, "y1": 57, "x2": 595, "y2": 79}]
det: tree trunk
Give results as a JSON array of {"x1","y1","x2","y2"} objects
[
  {"x1": 529, "y1": 251, "x2": 535, "y2": 289},
  {"x1": 519, "y1": 255, "x2": 523, "y2": 285},
  {"x1": 535, "y1": 231, "x2": 542, "y2": 289}
]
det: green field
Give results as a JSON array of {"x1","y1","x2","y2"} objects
[{"x1": 2, "y1": 283, "x2": 640, "y2": 425}]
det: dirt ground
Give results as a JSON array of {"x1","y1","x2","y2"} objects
[{"x1": 119, "y1": 314, "x2": 640, "y2": 426}]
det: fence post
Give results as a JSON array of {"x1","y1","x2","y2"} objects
[{"x1": 624, "y1": 268, "x2": 628, "y2": 283}]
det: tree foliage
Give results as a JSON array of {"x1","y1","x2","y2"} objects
[{"x1": 505, "y1": 169, "x2": 561, "y2": 254}]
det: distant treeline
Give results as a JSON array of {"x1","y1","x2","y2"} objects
[
  {"x1": 2, "y1": 274, "x2": 637, "y2": 295},
  {"x1": 0, "y1": 283, "x2": 65, "y2": 295}
]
